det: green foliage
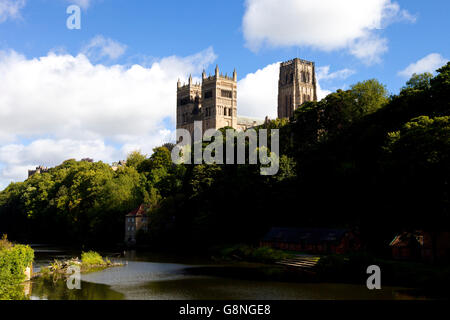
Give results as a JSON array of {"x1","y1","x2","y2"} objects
[
  {"x1": 0, "y1": 159, "x2": 144, "y2": 244},
  {"x1": 350, "y1": 79, "x2": 389, "y2": 116},
  {"x1": 81, "y1": 251, "x2": 107, "y2": 266},
  {"x1": 219, "y1": 244, "x2": 293, "y2": 263},
  {"x1": 384, "y1": 116, "x2": 449, "y2": 169},
  {"x1": 126, "y1": 151, "x2": 147, "y2": 169},
  {"x1": 0, "y1": 236, "x2": 34, "y2": 300},
  {"x1": 404, "y1": 73, "x2": 433, "y2": 91},
  {"x1": 0, "y1": 234, "x2": 12, "y2": 250}
]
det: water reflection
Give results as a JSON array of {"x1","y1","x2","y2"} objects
[{"x1": 31, "y1": 278, "x2": 124, "y2": 300}]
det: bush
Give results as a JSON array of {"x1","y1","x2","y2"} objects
[
  {"x1": 0, "y1": 234, "x2": 13, "y2": 250},
  {"x1": 0, "y1": 236, "x2": 34, "y2": 300},
  {"x1": 219, "y1": 244, "x2": 293, "y2": 263},
  {"x1": 81, "y1": 251, "x2": 106, "y2": 266}
]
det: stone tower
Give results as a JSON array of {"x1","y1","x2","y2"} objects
[
  {"x1": 201, "y1": 65, "x2": 238, "y2": 131},
  {"x1": 176, "y1": 65, "x2": 238, "y2": 136},
  {"x1": 177, "y1": 75, "x2": 202, "y2": 136},
  {"x1": 278, "y1": 58, "x2": 317, "y2": 119}
]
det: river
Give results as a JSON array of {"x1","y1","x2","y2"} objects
[{"x1": 28, "y1": 245, "x2": 425, "y2": 300}]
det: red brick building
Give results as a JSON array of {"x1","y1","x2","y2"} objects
[{"x1": 390, "y1": 231, "x2": 450, "y2": 262}]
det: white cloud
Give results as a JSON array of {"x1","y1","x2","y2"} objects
[
  {"x1": 317, "y1": 66, "x2": 356, "y2": 81},
  {"x1": 242, "y1": 0, "x2": 415, "y2": 63},
  {"x1": 238, "y1": 62, "x2": 336, "y2": 119},
  {"x1": 82, "y1": 35, "x2": 127, "y2": 61},
  {"x1": 348, "y1": 35, "x2": 388, "y2": 64},
  {"x1": 0, "y1": 0, "x2": 25, "y2": 23},
  {"x1": 0, "y1": 139, "x2": 118, "y2": 188},
  {"x1": 0, "y1": 47, "x2": 217, "y2": 188},
  {"x1": 398, "y1": 53, "x2": 449, "y2": 78},
  {"x1": 238, "y1": 62, "x2": 280, "y2": 119},
  {"x1": 316, "y1": 82, "x2": 332, "y2": 101}
]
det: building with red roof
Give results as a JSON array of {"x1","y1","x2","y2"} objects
[{"x1": 125, "y1": 204, "x2": 149, "y2": 245}]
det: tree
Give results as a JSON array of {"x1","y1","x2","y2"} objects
[
  {"x1": 404, "y1": 73, "x2": 433, "y2": 91},
  {"x1": 126, "y1": 151, "x2": 147, "y2": 169},
  {"x1": 350, "y1": 79, "x2": 389, "y2": 117}
]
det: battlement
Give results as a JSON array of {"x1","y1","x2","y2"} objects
[
  {"x1": 202, "y1": 74, "x2": 236, "y2": 82},
  {"x1": 281, "y1": 58, "x2": 315, "y2": 67},
  {"x1": 177, "y1": 81, "x2": 201, "y2": 91}
]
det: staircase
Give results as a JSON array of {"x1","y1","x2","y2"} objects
[{"x1": 276, "y1": 255, "x2": 321, "y2": 271}]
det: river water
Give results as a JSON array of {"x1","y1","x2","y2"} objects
[{"x1": 28, "y1": 245, "x2": 425, "y2": 300}]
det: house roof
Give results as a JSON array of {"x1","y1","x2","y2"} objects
[
  {"x1": 262, "y1": 227, "x2": 350, "y2": 245},
  {"x1": 390, "y1": 231, "x2": 424, "y2": 247},
  {"x1": 126, "y1": 204, "x2": 148, "y2": 217}
]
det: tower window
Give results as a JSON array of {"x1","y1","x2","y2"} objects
[
  {"x1": 204, "y1": 90, "x2": 213, "y2": 99},
  {"x1": 221, "y1": 90, "x2": 232, "y2": 98},
  {"x1": 180, "y1": 97, "x2": 191, "y2": 106}
]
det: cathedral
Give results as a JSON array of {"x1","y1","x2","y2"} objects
[{"x1": 176, "y1": 58, "x2": 318, "y2": 135}]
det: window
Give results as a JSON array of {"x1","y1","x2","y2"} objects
[
  {"x1": 204, "y1": 90, "x2": 213, "y2": 99},
  {"x1": 180, "y1": 97, "x2": 191, "y2": 106},
  {"x1": 221, "y1": 90, "x2": 232, "y2": 98}
]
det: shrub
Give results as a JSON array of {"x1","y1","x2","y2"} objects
[
  {"x1": 219, "y1": 244, "x2": 293, "y2": 263},
  {"x1": 0, "y1": 236, "x2": 34, "y2": 300},
  {"x1": 81, "y1": 251, "x2": 106, "y2": 266},
  {"x1": 0, "y1": 234, "x2": 12, "y2": 250}
]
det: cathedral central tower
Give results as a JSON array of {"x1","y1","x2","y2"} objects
[
  {"x1": 176, "y1": 65, "x2": 237, "y2": 136},
  {"x1": 278, "y1": 58, "x2": 317, "y2": 119}
]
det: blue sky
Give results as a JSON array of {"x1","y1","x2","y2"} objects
[{"x1": 0, "y1": 0, "x2": 449, "y2": 189}]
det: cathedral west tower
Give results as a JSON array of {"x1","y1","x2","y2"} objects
[{"x1": 278, "y1": 58, "x2": 318, "y2": 119}]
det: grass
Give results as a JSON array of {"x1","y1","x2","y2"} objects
[{"x1": 81, "y1": 251, "x2": 107, "y2": 266}]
